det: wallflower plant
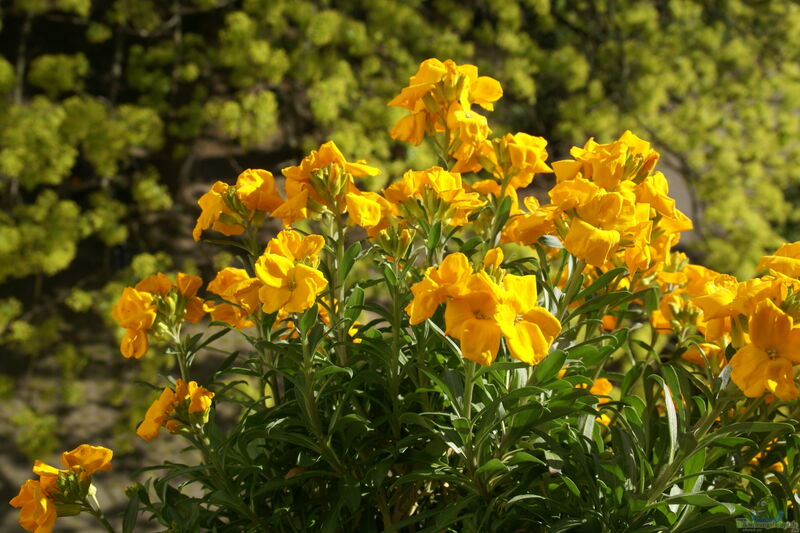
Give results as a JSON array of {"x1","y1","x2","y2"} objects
[{"x1": 13, "y1": 58, "x2": 800, "y2": 532}]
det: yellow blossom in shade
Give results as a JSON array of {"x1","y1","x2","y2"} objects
[
  {"x1": 590, "y1": 378, "x2": 613, "y2": 403},
  {"x1": 234, "y1": 168, "x2": 283, "y2": 213},
  {"x1": 137, "y1": 380, "x2": 214, "y2": 441},
  {"x1": 176, "y1": 273, "x2": 206, "y2": 323},
  {"x1": 120, "y1": 329, "x2": 149, "y2": 359},
  {"x1": 60, "y1": 445, "x2": 113, "y2": 478},
  {"x1": 469, "y1": 179, "x2": 521, "y2": 214},
  {"x1": 9, "y1": 479, "x2": 56, "y2": 533},
  {"x1": 266, "y1": 230, "x2": 325, "y2": 264},
  {"x1": 563, "y1": 218, "x2": 620, "y2": 267},
  {"x1": 501, "y1": 198, "x2": 559, "y2": 245},
  {"x1": 112, "y1": 287, "x2": 157, "y2": 330},
  {"x1": 495, "y1": 274, "x2": 561, "y2": 365},
  {"x1": 255, "y1": 253, "x2": 328, "y2": 314},
  {"x1": 758, "y1": 241, "x2": 800, "y2": 278},
  {"x1": 389, "y1": 111, "x2": 427, "y2": 145},
  {"x1": 345, "y1": 188, "x2": 397, "y2": 237},
  {"x1": 192, "y1": 181, "x2": 244, "y2": 241},
  {"x1": 136, "y1": 386, "x2": 176, "y2": 441},
  {"x1": 207, "y1": 267, "x2": 262, "y2": 329},
  {"x1": 444, "y1": 273, "x2": 504, "y2": 365},
  {"x1": 730, "y1": 299, "x2": 800, "y2": 401},
  {"x1": 406, "y1": 252, "x2": 472, "y2": 325},
  {"x1": 271, "y1": 189, "x2": 309, "y2": 227},
  {"x1": 135, "y1": 272, "x2": 173, "y2": 295}
]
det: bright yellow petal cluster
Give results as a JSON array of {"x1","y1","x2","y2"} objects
[
  {"x1": 207, "y1": 267, "x2": 262, "y2": 329},
  {"x1": 408, "y1": 253, "x2": 560, "y2": 366},
  {"x1": 255, "y1": 230, "x2": 328, "y2": 314},
  {"x1": 388, "y1": 58, "x2": 502, "y2": 170},
  {"x1": 383, "y1": 167, "x2": 485, "y2": 227},
  {"x1": 137, "y1": 379, "x2": 214, "y2": 441},
  {"x1": 730, "y1": 299, "x2": 800, "y2": 401},
  {"x1": 277, "y1": 140, "x2": 380, "y2": 224},
  {"x1": 193, "y1": 169, "x2": 284, "y2": 241}
]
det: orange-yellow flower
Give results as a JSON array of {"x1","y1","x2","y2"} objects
[
  {"x1": 444, "y1": 273, "x2": 504, "y2": 365},
  {"x1": 9, "y1": 480, "x2": 56, "y2": 533},
  {"x1": 234, "y1": 168, "x2": 283, "y2": 213},
  {"x1": 406, "y1": 252, "x2": 472, "y2": 325},
  {"x1": 137, "y1": 380, "x2": 214, "y2": 441},
  {"x1": 730, "y1": 299, "x2": 800, "y2": 401},
  {"x1": 192, "y1": 181, "x2": 244, "y2": 241},
  {"x1": 495, "y1": 274, "x2": 561, "y2": 365},
  {"x1": 255, "y1": 254, "x2": 327, "y2": 314},
  {"x1": 758, "y1": 242, "x2": 800, "y2": 278},
  {"x1": 207, "y1": 267, "x2": 262, "y2": 329}
]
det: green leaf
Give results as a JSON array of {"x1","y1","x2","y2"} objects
[
  {"x1": 315, "y1": 364, "x2": 353, "y2": 379},
  {"x1": 650, "y1": 375, "x2": 678, "y2": 464},
  {"x1": 682, "y1": 449, "x2": 705, "y2": 493},
  {"x1": 122, "y1": 488, "x2": 140, "y2": 533},
  {"x1": 426, "y1": 220, "x2": 442, "y2": 252},
  {"x1": 344, "y1": 286, "x2": 364, "y2": 324},
  {"x1": 531, "y1": 349, "x2": 566, "y2": 384},
  {"x1": 299, "y1": 303, "x2": 318, "y2": 334},
  {"x1": 382, "y1": 262, "x2": 398, "y2": 287},
  {"x1": 575, "y1": 266, "x2": 627, "y2": 301},
  {"x1": 340, "y1": 241, "x2": 361, "y2": 284},
  {"x1": 476, "y1": 458, "x2": 508, "y2": 475}
]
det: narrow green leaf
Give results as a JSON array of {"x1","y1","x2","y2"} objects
[
  {"x1": 340, "y1": 241, "x2": 362, "y2": 284},
  {"x1": 476, "y1": 458, "x2": 508, "y2": 475}
]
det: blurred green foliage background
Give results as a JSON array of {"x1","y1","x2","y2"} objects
[{"x1": 2, "y1": 0, "x2": 800, "y2": 486}]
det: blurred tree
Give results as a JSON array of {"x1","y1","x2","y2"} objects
[{"x1": 1, "y1": 0, "x2": 799, "y2": 460}]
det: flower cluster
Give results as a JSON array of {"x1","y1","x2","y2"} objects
[
  {"x1": 10, "y1": 445, "x2": 112, "y2": 533},
  {"x1": 111, "y1": 272, "x2": 204, "y2": 358},
  {"x1": 407, "y1": 250, "x2": 561, "y2": 365},
  {"x1": 137, "y1": 379, "x2": 215, "y2": 441}
]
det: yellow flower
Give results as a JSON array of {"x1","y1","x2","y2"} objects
[
  {"x1": 120, "y1": 328, "x2": 149, "y2": 359},
  {"x1": 207, "y1": 267, "x2": 262, "y2": 329},
  {"x1": 137, "y1": 380, "x2": 214, "y2": 440},
  {"x1": 444, "y1": 273, "x2": 504, "y2": 365},
  {"x1": 388, "y1": 58, "x2": 502, "y2": 146},
  {"x1": 271, "y1": 189, "x2": 309, "y2": 227},
  {"x1": 501, "y1": 197, "x2": 559, "y2": 245},
  {"x1": 112, "y1": 287, "x2": 156, "y2": 331},
  {"x1": 495, "y1": 274, "x2": 561, "y2": 365},
  {"x1": 590, "y1": 377, "x2": 613, "y2": 403},
  {"x1": 485, "y1": 133, "x2": 553, "y2": 189},
  {"x1": 266, "y1": 230, "x2": 325, "y2": 264},
  {"x1": 563, "y1": 218, "x2": 620, "y2": 267},
  {"x1": 730, "y1": 299, "x2": 800, "y2": 401},
  {"x1": 9, "y1": 480, "x2": 56, "y2": 533},
  {"x1": 60, "y1": 445, "x2": 113, "y2": 479},
  {"x1": 406, "y1": 252, "x2": 472, "y2": 325},
  {"x1": 281, "y1": 141, "x2": 380, "y2": 214},
  {"x1": 137, "y1": 386, "x2": 176, "y2": 441},
  {"x1": 135, "y1": 272, "x2": 173, "y2": 295},
  {"x1": 255, "y1": 253, "x2": 328, "y2": 314},
  {"x1": 345, "y1": 190, "x2": 396, "y2": 237},
  {"x1": 192, "y1": 181, "x2": 244, "y2": 241},
  {"x1": 234, "y1": 168, "x2": 283, "y2": 213},
  {"x1": 12, "y1": 445, "x2": 113, "y2": 533},
  {"x1": 758, "y1": 241, "x2": 800, "y2": 278}
]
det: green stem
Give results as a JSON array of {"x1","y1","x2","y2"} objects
[
  {"x1": 389, "y1": 260, "x2": 403, "y2": 438},
  {"x1": 84, "y1": 497, "x2": 116, "y2": 533},
  {"x1": 301, "y1": 330, "x2": 345, "y2": 474}
]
